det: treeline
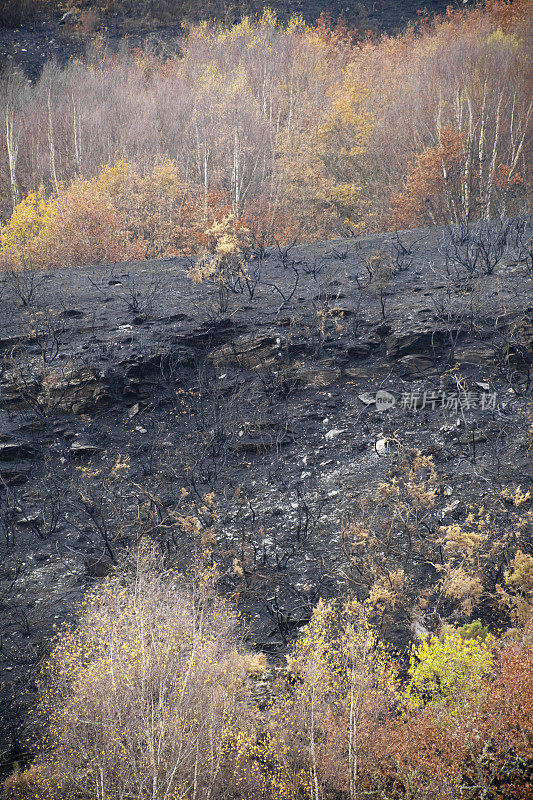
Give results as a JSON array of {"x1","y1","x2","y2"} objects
[
  {"x1": 1, "y1": 1, "x2": 531, "y2": 270},
  {"x1": 3, "y1": 550, "x2": 533, "y2": 800}
]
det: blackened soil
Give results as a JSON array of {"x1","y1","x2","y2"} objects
[{"x1": 0, "y1": 220, "x2": 532, "y2": 769}]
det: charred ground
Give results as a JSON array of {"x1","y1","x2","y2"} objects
[{"x1": 0, "y1": 219, "x2": 532, "y2": 766}]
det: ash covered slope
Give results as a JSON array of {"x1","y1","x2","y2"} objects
[{"x1": 0, "y1": 220, "x2": 532, "y2": 760}]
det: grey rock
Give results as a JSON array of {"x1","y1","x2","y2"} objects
[
  {"x1": 70, "y1": 441, "x2": 102, "y2": 457},
  {"x1": 325, "y1": 428, "x2": 346, "y2": 441},
  {"x1": 0, "y1": 441, "x2": 37, "y2": 460},
  {"x1": 397, "y1": 355, "x2": 436, "y2": 379}
]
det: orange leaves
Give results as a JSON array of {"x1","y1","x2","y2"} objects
[
  {"x1": 0, "y1": 160, "x2": 235, "y2": 271},
  {"x1": 351, "y1": 0, "x2": 532, "y2": 227},
  {"x1": 93, "y1": 158, "x2": 231, "y2": 260},
  {"x1": 390, "y1": 126, "x2": 468, "y2": 229},
  {"x1": 495, "y1": 162, "x2": 526, "y2": 191},
  {"x1": 0, "y1": 170, "x2": 143, "y2": 270},
  {"x1": 488, "y1": 0, "x2": 533, "y2": 33},
  {"x1": 37, "y1": 175, "x2": 143, "y2": 268},
  {"x1": 494, "y1": 629, "x2": 533, "y2": 751},
  {"x1": 368, "y1": 620, "x2": 533, "y2": 800},
  {"x1": 312, "y1": 12, "x2": 357, "y2": 53}
]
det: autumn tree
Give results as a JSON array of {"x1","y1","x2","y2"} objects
[
  {"x1": 390, "y1": 125, "x2": 469, "y2": 228},
  {"x1": 379, "y1": 616, "x2": 533, "y2": 800},
  {"x1": 0, "y1": 158, "x2": 235, "y2": 270},
  {"x1": 239, "y1": 598, "x2": 396, "y2": 800},
  {"x1": 188, "y1": 214, "x2": 250, "y2": 312},
  {"x1": 3, "y1": 547, "x2": 255, "y2": 800}
]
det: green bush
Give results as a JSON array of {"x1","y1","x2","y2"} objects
[{"x1": 458, "y1": 619, "x2": 490, "y2": 641}]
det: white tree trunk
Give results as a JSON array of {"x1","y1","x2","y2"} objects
[{"x1": 5, "y1": 98, "x2": 20, "y2": 211}]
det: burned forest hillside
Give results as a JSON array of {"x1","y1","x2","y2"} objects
[
  {"x1": 0, "y1": 2, "x2": 532, "y2": 798},
  {"x1": 1, "y1": 218, "x2": 533, "y2": 775}
]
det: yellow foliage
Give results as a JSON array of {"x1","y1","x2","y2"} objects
[
  {"x1": 9, "y1": 548, "x2": 250, "y2": 800},
  {"x1": 287, "y1": 13, "x2": 307, "y2": 34},
  {"x1": 241, "y1": 651, "x2": 269, "y2": 677},
  {"x1": 486, "y1": 25, "x2": 519, "y2": 49},
  {"x1": 0, "y1": 188, "x2": 47, "y2": 251},
  {"x1": 443, "y1": 567, "x2": 484, "y2": 613},
  {"x1": 506, "y1": 550, "x2": 533, "y2": 593},
  {"x1": 187, "y1": 214, "x2": 250, "y2": 310},
  {"x1": 500, "y1": 485, "x2": 532, "y2": 507},
  {"x1": 259, "y1": 6, "x2": 278, "y2": 28},
  {"x1": 0, "y1": 188, "x2": 49, "y2": 270},
  {"x1": 369, "y1": 570, "x2": 406, "y2": 612},
  {"x1": 440, "y1": 522, "x2": 486, "y2": 555},
  {"x1": 276, "y1": 599, "x2": 395, "y2": 799},
  {"x1": 402, "y1": 629, "x2": 494, "y2": 711}
]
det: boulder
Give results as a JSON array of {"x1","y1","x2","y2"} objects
[
  {"x1": 397, "y1": 354, "x2": 437, "y2": 379},
  {"x1": 70, "y1": 441, "x2": 102, "y2": 458},
  {"x1": 210, "y1": 333, "x2": 281, "y2": 369},
  {"x1": 0, "y1": 441, "x2": 37, "y2": 460},
  {"x1": 386, "y1": 329, "x2": 452, "y2": 358}
]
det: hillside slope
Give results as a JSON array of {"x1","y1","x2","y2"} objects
[{"x1": 1, "y1": 219, "x2": 532, "y2": 763}]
